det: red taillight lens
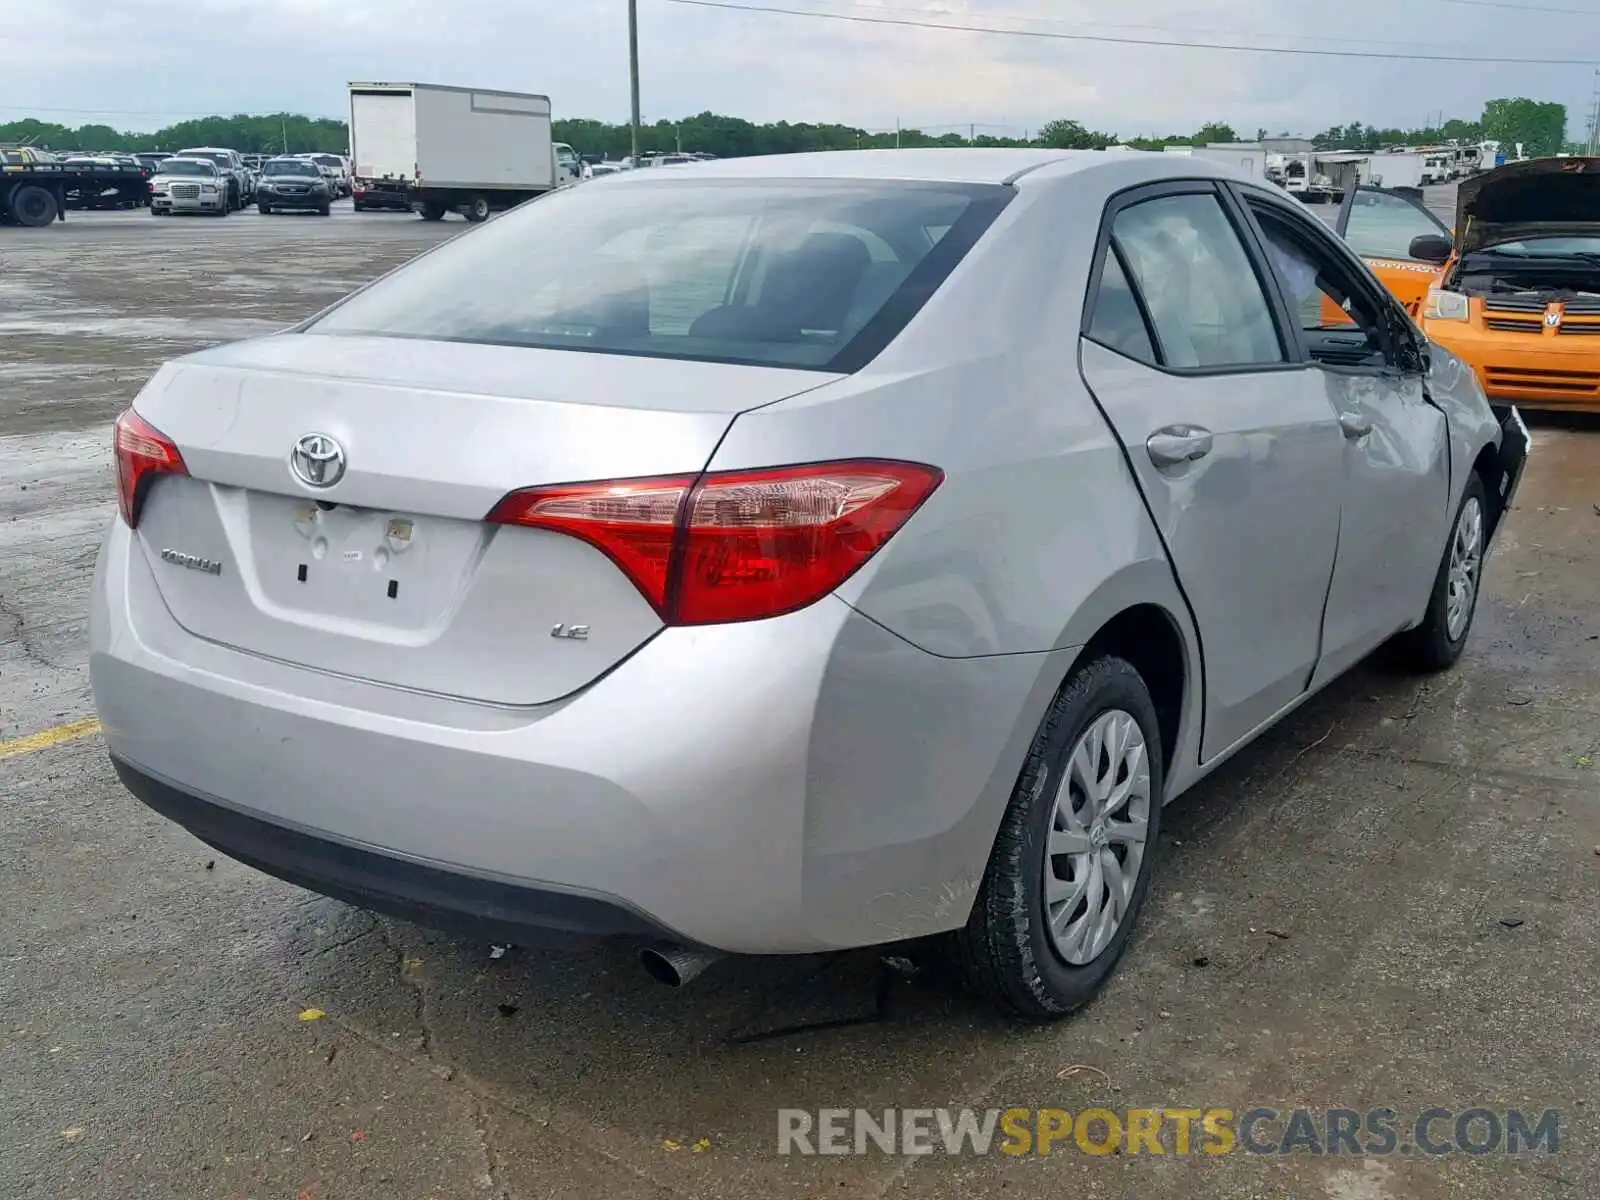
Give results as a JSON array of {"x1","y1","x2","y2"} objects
[
  {"x1": 113, "y1": 408, "x2": 187, "y2": 528},
  {"x1": 486, "y1": 460, "x2": 942, "y2": 625}
]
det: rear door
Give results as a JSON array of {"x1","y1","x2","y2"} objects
[
  {"x1": 1241, "y1": 188, "x2": 1450, "y2": 681},
  {"x1": 350, "y1": 88, "x2": 417, "y2": 181},
  {"x1": 1078, "y1": 182, "x2": 1345, "y2": 758},
  {"x1": 1335, "y1": 185, "x2": 1452, "y2": 315}
]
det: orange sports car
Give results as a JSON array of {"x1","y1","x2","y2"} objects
[{"x1": 1336, "y1": 157, "x2": 1600, "y2": 412}]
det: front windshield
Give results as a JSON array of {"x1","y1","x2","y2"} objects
[
  {"x1": 266, "y1": 160, "x2": 319, "y2": 177},
  {"x1": 311, "y1": 179, "x2": 1006, "y2": 371},
  {"x1": 1479, "y1": 237, "x2": 1600, "y2": 256},
  {"x1": 162, "y1": 160, "x2": 216, "y2": 177}
]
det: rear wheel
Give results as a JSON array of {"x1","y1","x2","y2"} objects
[
  {"x1": 950, "y1": 655, "x2": 1163, "y2": 1020},
  {"x1": 1392, "y1": 474, "x2": 1487, "y2": 672},
  {"x1": 11, "y1": 184, "x2": 59, "y2": 227},
  {"x1": 465, "y1": 194, "x2": 490, "y2": 223}
]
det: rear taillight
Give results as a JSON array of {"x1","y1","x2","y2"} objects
[
  {"x1": 114, "y1": 408, "x2": 187, "y2": 528},
  {"x1": 486, "y1": 460, "x2": 942, "y2": 625}
]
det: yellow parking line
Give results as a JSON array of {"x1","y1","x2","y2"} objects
[{"x1": 0, "y1": 717, "x2": 102, "y2": 760}]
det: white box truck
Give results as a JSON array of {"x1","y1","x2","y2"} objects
[{"x1": 348, "y1": 82, "x2": 580, "y2": 222}]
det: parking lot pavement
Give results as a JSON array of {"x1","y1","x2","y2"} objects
[{"x1": 3, "y1": 208, "x2": 1598, "y2": 1200}]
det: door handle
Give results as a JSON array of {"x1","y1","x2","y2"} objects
[
  {"x1": 1339, "y1": 411, "x2": 1373, "y2": 439},
  {"x1": 1146, "y1": 425, "x2": 1214, "y2": 467}
]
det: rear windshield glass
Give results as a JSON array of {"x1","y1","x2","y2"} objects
[{"x1": 310, "y1": 179, "x2": 1009, "y2": 370}]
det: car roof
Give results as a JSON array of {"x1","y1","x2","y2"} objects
[{"x1": 602, "y1": 147, "x2": 1244, "y2": 188}]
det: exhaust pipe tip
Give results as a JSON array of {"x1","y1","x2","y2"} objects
[{"x1": 639, "y1": 944, "x2": 718, "y2": 988}]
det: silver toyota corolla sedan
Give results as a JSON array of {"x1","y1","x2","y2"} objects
[{"x1": 92, "y1": 149, "x2": 1529, "y2": 1018}]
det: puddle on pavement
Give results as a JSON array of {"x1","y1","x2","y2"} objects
[
  {"x1": 0, "y1": 425, "x2": 112, "y2": 483},
  {"x1": 0, "y1": 315, "x2": 282, "y2": 340}
]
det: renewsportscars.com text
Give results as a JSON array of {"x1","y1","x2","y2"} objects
[{"x1": 777, "y1": 1106, "x2": 1561, "y2": 1157}]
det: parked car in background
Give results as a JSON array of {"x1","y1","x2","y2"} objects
[
  {"x1": 1354, "y1": 156, "x2": 1600, "y2": 413},
  {"x1": 256, "y1": 158, "x2": 333, "y2": 215},
  {"x1": 300, "y1": 153, "x2": 352, "y2": 196},
  {"x1": 92, "y1": 149, "x2": 1526, "y2": 1019},
  {"x1": 132, "y1": 153, "x2": 172, "y2": 173},
  {"x1": 174, "y1": 146, "x2": 251, "y2": 210},
  {"x1": 148, "y1": 157, "x2": 229, "y2": 216},
  {"x1": 1, "y1": 145, "x2": 59, "y2": 165}
]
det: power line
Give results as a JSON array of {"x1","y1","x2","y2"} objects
[
  {"x1": 1430, "y1": 0, "x2": 1600, "y2": 13},
  {"x1": 754, "y1": 0, "x2": 1574, "y2": 51},
  {"x1": 662, "y1": 0, "x2": 1600, "y2": 63}
]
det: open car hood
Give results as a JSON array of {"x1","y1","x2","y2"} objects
[{"x1": 1457, "y1": 157, "x2": 1600, "y2": 255}]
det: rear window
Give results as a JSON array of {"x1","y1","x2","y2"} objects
[{"x1": 310, "y1": 179, "x2": 1010, "y2": 371}]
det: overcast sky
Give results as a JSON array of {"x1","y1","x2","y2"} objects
[{"x1": 4, "y1": 0, "x2": 1598, "y2": 138}]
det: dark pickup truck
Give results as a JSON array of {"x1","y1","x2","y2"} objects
[{"x1": 1, "y1": 156, "x2": 151, "y2": 225}]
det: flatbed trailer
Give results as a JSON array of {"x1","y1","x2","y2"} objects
[{"x1": 1, "y1": 162, "x2": 150, "y2": 226}]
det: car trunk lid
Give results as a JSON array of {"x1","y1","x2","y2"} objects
[{"x1": 129, "y1": 333, "x2": 837, "y2": 705}]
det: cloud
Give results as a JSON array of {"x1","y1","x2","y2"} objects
[{"x1": 1, "y1": 0, "x2": 1595, "y2": 138}]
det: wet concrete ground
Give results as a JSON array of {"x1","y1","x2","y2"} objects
[{"x1": 3, "y1": 202, "x2": 1598, "y2": 1200}]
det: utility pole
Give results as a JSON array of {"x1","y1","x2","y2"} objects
[
  {"x1": 1587, "y1": 68, "x2": 1600, "y2": 156},
  {"x1": 281, "y1": 117, "x2": 288, "y2": 154},
  {"x1": 895, "y1": 117, "x2": 901, "y2": 149},
  {"x1": 628, "y1": 0, "x2": 642, "y2": 163}
]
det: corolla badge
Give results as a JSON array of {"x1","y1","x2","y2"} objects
[
  {"x1": 289, "y1": 432, "x2": 346, "y2": 488},
  {"x1": 160, "y1": 548, "x2": 223, "y2": 575}
]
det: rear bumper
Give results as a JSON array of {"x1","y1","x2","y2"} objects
[
  {"x1": 112, "y1": 756, "x2": 679, "y2": 946},
  {"x1": 91, "y1": 519, "x2": 1064, "y2": 954}
]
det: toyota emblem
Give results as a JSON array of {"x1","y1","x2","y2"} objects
[{"x1": 289, "y1": 432, "x2": 347, "y2": 488}]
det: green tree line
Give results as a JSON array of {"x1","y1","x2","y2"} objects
[
  {"x1": 1312, "y1": 99, "x2": 1566, "y2": 157},
  {"x1": 0, "y1": 98, "x2": 1567, "y2": 161}
]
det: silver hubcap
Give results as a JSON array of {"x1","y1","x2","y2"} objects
[
  {"x1": 1042, "y1": 710, "x2": 1152, "y2": 966},
  {"x1": 1446, "y1": 496, "x2": 1483, "y2": 642}
]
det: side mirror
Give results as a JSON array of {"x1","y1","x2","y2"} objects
[{"x1": 1409, "y1": 234, "x2": 1453, "y2": 264}]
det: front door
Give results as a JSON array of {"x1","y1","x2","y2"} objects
[
  {"x1": 1241, "y1": 188, "x2": 1451, "y2": 680},
  {"x1": 1078, "y1": 183, "x2": 1346, "y2": 758},
  {"x1": 1335, "y1": 185, "x2": 1453, "y2": 315}
]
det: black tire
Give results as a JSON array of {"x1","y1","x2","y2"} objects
[
  {"x1": 950, "y1": 655, "x2": 1165, "y2": 1020},
  {"x1": 318, "y1": 203, "x2": 331, "y2": 216},
  {"x1": 465, "y1": 195, "x2": 490, "y2": 223},
  {"x1": 257, "y1": 203, "x2": 272, "y2": 215},
  {"x1": 419, "y1": 201, "x2": 446, "y2": 222},
  {"x1": 1391, "y1": 473, "x2": 1488, "y2": 672},
  {"x1": 11, "y1": 184, "x2": 59, "y2": 227}
]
